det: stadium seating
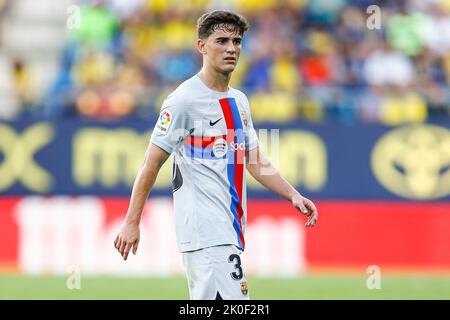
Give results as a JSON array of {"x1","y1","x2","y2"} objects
[{"x1": 0, "y1": 0, "x2": 449, "y2": 123}]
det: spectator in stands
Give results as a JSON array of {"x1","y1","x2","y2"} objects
[
  {"x1": 3, "y1": 0, "x2": 449, "y2": 123},
  {"x1": 362, "y1": 42, "x2": 414, "y2": 88}
]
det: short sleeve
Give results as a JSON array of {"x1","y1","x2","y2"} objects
[
  {"x1": 244, "y1": 97, "x2": 258, "y2": 151},
  {"x1": 150, "y1": 101, "x2": 191, "y2": 154}
]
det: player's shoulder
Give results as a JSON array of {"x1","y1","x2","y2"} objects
[
  {"x1": 163, "y1": 75, "x2": 204, "y2": 110},
  {"x1": 229, "y1": 86, "x2": 250, "y2": 109}
]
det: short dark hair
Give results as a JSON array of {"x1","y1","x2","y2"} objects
[{"x1": 197, "y1": 10, "x2": 249, "y2": 39}]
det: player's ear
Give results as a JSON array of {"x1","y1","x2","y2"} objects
[{"x1": 197, "y1": 39, "x2": 207, "y2": 55}]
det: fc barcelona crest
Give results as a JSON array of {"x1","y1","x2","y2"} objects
[{"x1": 240, "y1": 282, "x2": 248, "y2": 296}]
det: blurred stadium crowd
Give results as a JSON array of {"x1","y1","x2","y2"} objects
[{"x1": 1, "y1": 0, "x2": 450, "y2": 124}]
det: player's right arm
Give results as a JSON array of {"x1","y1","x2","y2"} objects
[
  {"x1": 114, "y1": 97, "x2": 191, "y2": 261},
  {"x1": 114, "y1": 143, "x2": 170, "y2": 261}
]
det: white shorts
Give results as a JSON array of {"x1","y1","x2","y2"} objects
[{"x1": 182, "y1": 244, "x2": 250, "y2": 300}]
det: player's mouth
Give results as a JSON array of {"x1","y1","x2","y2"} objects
[{"x1": 224, "y1": 57, "x2": 236, "y2": 63}]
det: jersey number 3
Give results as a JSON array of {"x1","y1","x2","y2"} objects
[{"x1": 228, "y1": 254, "x2": 243, "y2": 280}]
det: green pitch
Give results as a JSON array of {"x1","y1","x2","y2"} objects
[{"x1": 1, "y1": 274, "x2": 449, "y2": 299}]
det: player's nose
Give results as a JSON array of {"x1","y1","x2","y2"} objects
[{"x1": 225, "y1": 41, "x2": 236, "y2": 53}]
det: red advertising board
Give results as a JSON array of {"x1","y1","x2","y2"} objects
[{"x1": 1, "y1": 197, "x2": 450, "y2": 274}]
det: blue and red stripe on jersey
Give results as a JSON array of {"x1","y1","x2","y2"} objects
[{"x1": 219, "y1": 97, "x2": 246, "y2": 250}]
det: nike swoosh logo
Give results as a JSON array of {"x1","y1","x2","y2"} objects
[{"x1": 209, "y1": 118, "x2": 223, "y2": 126}]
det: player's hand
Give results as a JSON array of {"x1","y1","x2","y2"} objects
[
  {"x1": 292, "y1": 194, "x2": 318, "y2": 227},
  {"x1": 114, "y1": 221, "x2": 140, "y2": 261}
]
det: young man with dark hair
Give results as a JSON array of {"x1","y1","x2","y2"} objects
[{"x1": 114, "y1": 10, "x2": 318, "y2": 300}]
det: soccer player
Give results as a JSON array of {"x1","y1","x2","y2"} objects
[{"x1": 114, "y1": 10, "x2": 318, "y2": 300}]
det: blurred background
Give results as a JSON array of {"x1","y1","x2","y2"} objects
[{"x1": 0, "y1": 0, "x2": 450, "y2": 299}]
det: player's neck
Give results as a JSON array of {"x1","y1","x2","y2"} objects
[{"x1": 197, "y1": 67, "x2": 231, "y2": 93}]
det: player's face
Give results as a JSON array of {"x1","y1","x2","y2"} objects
[{"x1": 199, "y1": 25, "x2": 242, "y2": 74}]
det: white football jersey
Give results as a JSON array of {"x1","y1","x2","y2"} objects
[{"x1": 151, "y1": 75, "x2": 258, "y2": 252}]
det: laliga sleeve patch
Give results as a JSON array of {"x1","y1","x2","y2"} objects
[{"x1": 155, "y1": 110, "x2": 172, "y2": 135}]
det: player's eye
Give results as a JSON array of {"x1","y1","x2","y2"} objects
[
  {"x1": 234, "y1": 39, "x2": 242, "y2": 45},
  {"x1": 217, "y1": 38, "x2": 227, "y2": 44}
]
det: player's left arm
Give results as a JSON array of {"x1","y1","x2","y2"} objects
[{"x1": 246, "y1": 147, "x2": 318, "y2": 227}]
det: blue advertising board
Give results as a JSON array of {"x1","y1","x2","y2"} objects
[{"x1": 1, "y1": 117, "x2": 449, "y2": 200}]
